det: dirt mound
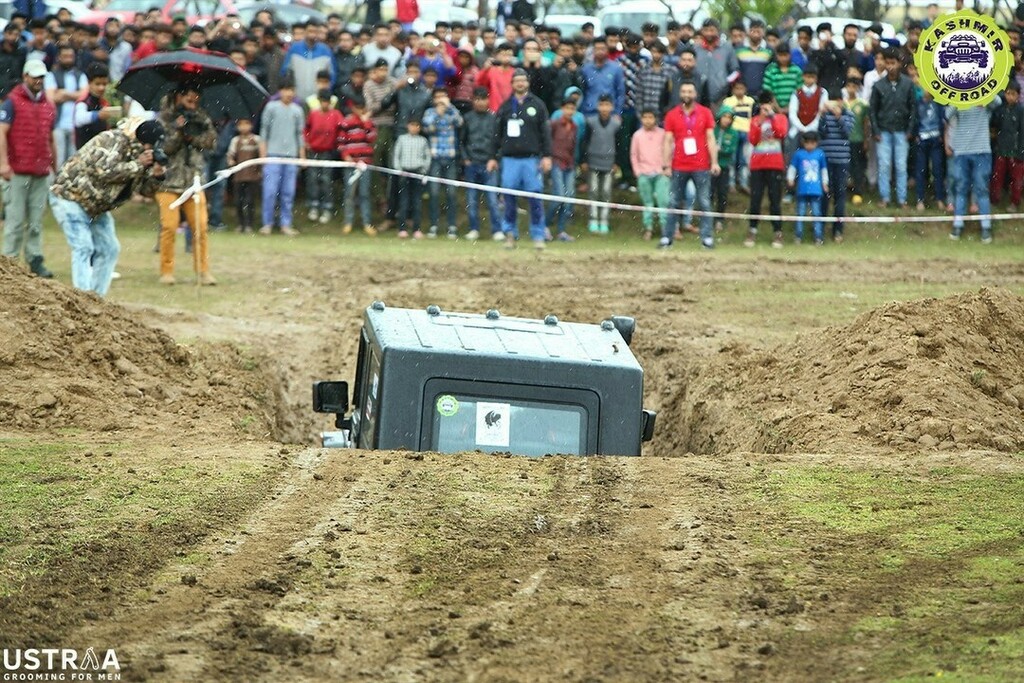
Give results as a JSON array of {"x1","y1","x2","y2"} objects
[
  {"x1": 0, "y1": 257, "x2": 284, "y2": 439},
  {"x1": 664, "y1": 287, "x2": 1024, "y2": 454}
]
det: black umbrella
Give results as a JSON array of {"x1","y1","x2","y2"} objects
[{"x1": 117, "y1": 49, "x2": 269, "y2": 119}]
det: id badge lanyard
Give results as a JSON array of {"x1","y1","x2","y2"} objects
[
  {"x1": 507, "y1": 96, "x2": 524, "y2": 138},
  {"x1": 682, "y1": 109, "x2": 698, "y2": 156}
]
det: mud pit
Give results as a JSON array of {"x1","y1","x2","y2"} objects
[{"x1": 3, "y1": 250, "x2": 1024, "y2": 682}]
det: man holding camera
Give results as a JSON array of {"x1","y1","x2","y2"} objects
[
  {"x1": 49, "y1": 119, "x2": 166, "y2": 296},
  {"x1": 156, "y1": 85, "x2": 217, "y2": 285}
]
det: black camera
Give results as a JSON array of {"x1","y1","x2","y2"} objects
[
  {"x1": 178, "y1": 110, "x2": 207, "y2": 139},
  {"x1": 152, "y1": 147, "x2": 169, "y2": 165}
]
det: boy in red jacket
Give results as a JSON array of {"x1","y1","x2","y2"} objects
[
  {"x1": 745, "y1": 90, "x2": 789, "y2": 248},
  {"x1": 304, "y1": 89, "x2": 344, "y2": 223},
  {"x1": 337, "y1": 93, "x2": 379, "y2": 235}
]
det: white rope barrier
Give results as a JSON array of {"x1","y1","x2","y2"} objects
[{"x1": 171, "y1": 156, "x2": 1021, "y2": 225}]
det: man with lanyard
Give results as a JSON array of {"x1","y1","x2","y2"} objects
[
  {"x1": 489, "y1": 68, "x2": 552, "y2": 250},
  {"x1": 661, "y1": 79, "x2": 719, "y2": 250}
]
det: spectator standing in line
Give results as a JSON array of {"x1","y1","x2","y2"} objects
[
  {"x1": 745, "y1": 91, "x2": 788, "y2": 247},
  {"x1": 947, "y1": 104, "x2": 997, "y2": 242},
  {"x1": 869, "y1": 48, "x2": 916, "y2": 208},
  {"x1": 0, "y1": 59, "x2": 55, "y2": 278},
  {"x1": 475, "y1": 42, "x2": 516, "y2": 112},
  {"x1": 616, "y1": 33, "x2": 648, "y2": 189},
  {"x1": 304, "y1": 89, "x2": 343, "y2": 223},
  {"x1": 579, "y1": 36, "x2": 624, "y2": 116},
  {"x1": 735, "y1": 19, "x2": 772, "y2": 98},
  {"x1": 489, "y1": 68, "x2": 552, "y2": 250},
  {"x1": 635, "y1": 41, "x2": 670, "y2": 119},
  {"x1": 461, "y1": 87, "x2": 503, "y2": 240},
  {"x1": 631, "y1": 107, "x2": 670, "y2": 240},
  {"x1": 844, "y1": 76, "x2": 870, "y2": 203},
  {"x1": 422, "y1": 87, "x2": 463, "y2": 238},
  {"x1": 260, "y1": 29, "x2": 286, "y2": 94},
  {"x1": 666, "y1": 47, "x2": 711, "y2": 109},
  {"x1": 362, "y1": 24, "x2": 405, "y2": 78},
  {"x1": 912, "y1": 87, "x2": 947, "y2": 211},
  {"x1": 721, "y1": 79, "x2": 754, "y2": 193},
  {"x1": 337, "y1": 94, "x2": 378, "y2": 236},
  {"x1": 990, "y1": 83, "x2": 1024, "y2": 207},
  {"x1": 811, "y1": 23, "x2": 846, "y2": 101},
  {"x1": 581, "y1": 93, "x2": 620, "y2": 234},
  {"x1": 333, "y1": 30, "x2": 361, "y2": 89},
  {"x1": 762, "y1": 44, "x2": 801, "y2": 120},
  {"x1": 819, "y1": 97, "x2": 853, "y2": 242},
  {"x1": 364, "y1": 57, "x2": 397, "y2": 227},
  {"x1": 661, "y1": 80, "x2": 719, "y2": 250},
  {"x1": 693, "y1": 19, "x2": 740, "y2": 105},
  {"x1": 226, "y1": 117, "x2": 264, "y2": 234},
  {"x1": 281, "y1": 19, "x2": 335, "y2": 102},
  {"x1": 99, "y1": 18, "x2": 132, "y2": 82},
  {"x1": 791, "y1": 26, "x2": 812, "y2": 70},
  {"x1": 392, "y1": 117, "x2": 431, "y2": 239},
  {"x1": 712, "y1": 107, "x2": 739, "y2": 232},
  {"x1": 450, "y1": 48, "x2": 480, "y2": 112},
  {"x1": 259, "y1": 79, "x2": 305, "y2": 237},
  {"x1": 547, "y1": 97, "x2": 580, "y2": 241},
  {"x1": 155, "y1": 85, "x2": 217, "y2": 285},
  {"x1": 788, "y1": 131, "x2": 829, "y2": 244},
  {"x1": 73, "y1": 63, "x2": 118, "y2": 150},
  {"x1": 44, "y1": 44, "x2": 86, "y2": 168}
]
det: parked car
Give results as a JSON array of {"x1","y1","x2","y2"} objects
[
  {"x1": 78, "y1": 0, "x2": 238, "y2": 27},
  {"x1": 597, "y1": 0, "x2": 704, "y2": 36},
  {"x1": 792, "y1": 16, "x2": 900, "y2": 50},
  {"x1": 541, "y1": 14, "x2": 600, "y2": 38},
  {"x1": 233, "y1": 1, "x2": 326, "y2": 28}
]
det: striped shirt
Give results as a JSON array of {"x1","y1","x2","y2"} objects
[
  {"x1": 762, "y1": 63, "x2": 802, "y2": 112},
  {"x1": 946, "y1": 105, "x2": 994, "y2": 157},
  {"x1": 735, "y1": 41, "x2": 773, "y2": 96},
  {"x1": 364, "y1": 76, "x2": 396, "y2": 127},
  {"x1": 819, "y1": 108, "x2": 853, "y2": 164},
  {"x1": 337, "y1": 114, "x2": 377, "y2": 162},
  {"x1": 635, "y1": 62, "x2": 670, "y2": 116}
]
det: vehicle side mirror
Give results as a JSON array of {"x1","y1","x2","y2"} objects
[
  {"x1": 611, "y1": 316, "x2": 636, "y2": 346},
  {"x1": 313, "y1": 381, "x2": 349, "y2": 415},
  {"x1": 641, "y1": 409, "x2": 656, "y2": 442}
]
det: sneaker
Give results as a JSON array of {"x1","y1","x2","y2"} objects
[
  {"x1": 544, "y1": 227, "x2": 553, "y2": 242},
  {"x1": 307, "y1": 208, "x2": 319, "y2": 221},
  {"x1": 782, "y1": 194, "x2": 793, "y2": 204},
  {"x1": 428, "y1": 225, "x2": 439, "y2": 239},
  {"x1": 504, "y1": 234, "x2": 517, "y2": 249},
  {"x1": 280, "y1": 226, "x2": 299, "y2": 237},
  {"x1": 466, "y1": 229, "x2": 480, "y2": 241},
  {"x1": 599, "y1": 223, "x2": 609, "y2": 234},
  {"x1": 111, "y1": 271, "x2": 121, "y2": 280},
  {"x1": 948, "y1": 231, "x2": 961, "y2": 241},
  {"x1": 714, "y1": 220, "x2": 724, "y2": 233},
  {"x1": 341, "y1": 223, "x2": 353, "y2": 234},
  {"x1": 657, "y1": 236, "x2": 672, "y2": 249},
  {"x1": 834, "y1": 234, "x2": 844, "y2": 244},
  {"x1": 556, "y1": 232, "x2": 575, "y2": 242},
  {"x1": 447, "y1": 227, "x2": 458, "y2": 239},
  {"x1": 159, "y1": 273, "x2": 176, "y2": 285},
  {"x1": 642, "y1": 229, "x2": 652, "y2": 241},
  {"x1": 199, "y1": 272, "x2": 217, "y2": 286},
  {"x1": 814, "y1": 239, "x2": 825, "y2": 246},
  {"x1": 319, "y1": 212, "x2": 330, "y2": 224},
  {"x1": 743, "y1": 233, "x2": 756, "y2": 248},
  {"x1": 588, "y1": 221, "x2": 599, "y2": 233},
  {"x1": 916, "y1": 201, "x2": 925, "y2": 211},
  {"x1": 209, "y1": 222, "x2": 227, "y2": 232},
  {"x1": 533, "y1": 239, "x2": 546, "y2": 250},
  {"x1": 398, "y1": 230, "x2": 409, "y2": 239},
  {"x1": 771, "y1": 234, "x2": 784, "y2": 249},
  {"x1": 982, "y1": 234, "x2": 993, "y2": 244},
  {"x1": 258, "y1": 225, "x2": 272, "y2": 235},
  {"x1": 492, "y1": 231, "x2": 506, "y2": 241},
  {"x1": 701, "y1": 238, "x2": 714, "y2": 249},
  {"x1": 413, "y1": 230, "x2": 424, "y2": 239},
  {"x1": 364, "y1": 225, "x2": 378, "y2": 237}
]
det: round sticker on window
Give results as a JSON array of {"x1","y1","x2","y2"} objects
[
  {"x1": 526, "y1": 106, "x2": 537, "y2": 116},
  {"x1": 436, "y1": 394, "x2": 459, "y2": 417}
]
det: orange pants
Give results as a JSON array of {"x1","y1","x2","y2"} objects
[{"x1": 157, "y1": 190, "x2": 209, "y2": 276}]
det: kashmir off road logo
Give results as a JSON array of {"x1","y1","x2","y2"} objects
[
  {"x1": 916, "y1": 10, "x2": 1011, "y2": 108},
  {"x1": 2, "y1": 647, "x2": 121, "y2": 681}
]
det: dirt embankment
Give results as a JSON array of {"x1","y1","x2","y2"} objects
[
  {"x1": 0, "y1": 257, "x2": 286, "y2": 440},
  {"x1": 658, "y1": 287, "x2": 1024, "y2": 455}
]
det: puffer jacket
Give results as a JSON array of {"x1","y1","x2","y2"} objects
[{"x1": 157, "y1": 99, "x2": 217, "y2": 192}]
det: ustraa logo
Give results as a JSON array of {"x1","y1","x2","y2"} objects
[
  {"x1": 2, "y1": 647, "x2": 121, "y2": 681},
  {"x1": 916, "y1": 10, "x2": 1011, "y2": 108}
]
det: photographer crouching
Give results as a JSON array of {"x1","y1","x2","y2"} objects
[
  {"x1": 156, "y1": 85, "x2": 217, "y2": 285},
  {"x1": 48, "y1": 119, "x2": 166, "y2": 297}
]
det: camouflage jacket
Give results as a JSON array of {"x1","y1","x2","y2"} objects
[
  {"x1": 157, "y1": 101, "x2": 217, "y2": 192},
  {"x1": 50, "y1": 126, "x2": 164, "y2": 218}
]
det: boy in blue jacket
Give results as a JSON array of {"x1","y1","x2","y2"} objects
[{"x1": 787, "y1": 131, "x2": 830, "y2": 245}]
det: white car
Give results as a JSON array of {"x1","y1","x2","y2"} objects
[
  {"x1": 597, "y1": 0, "x2": 704, "y2": 36},
  {"x1": 794, "y1": 16, "x2": 900, "y2": 50},
  {"x1": 541, "y1": 13, "x2": 600, "y2": 38}
]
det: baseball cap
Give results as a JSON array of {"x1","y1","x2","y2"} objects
[{"x1": 23, "y1": 60, "x2": 47, "y2": 78}]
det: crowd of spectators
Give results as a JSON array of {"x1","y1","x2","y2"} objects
[{"x1": 0, "y1": 4, "x2": 1021, "y2": 285}]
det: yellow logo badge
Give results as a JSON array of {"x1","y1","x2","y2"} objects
[{"x1": 915, "y1": 10, "x2": 1011, "y2": 109}]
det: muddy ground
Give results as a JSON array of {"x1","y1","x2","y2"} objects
[{"x1": 2, "y1": 245, "x2": 1024, "y2": 682}]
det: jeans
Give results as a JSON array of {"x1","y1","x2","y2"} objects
[
  {"x1": 500, "y1": 156, "x2": 545, "y2": 241},
  {"x1": 54, "y1": 128, "x2": 75, "y2": 169},
  {"x1": 877, "y1": 130, "x2": 909, "y2": 204},
  {"x1": 546, "y1": 165, "x2": 575, "y2": 233},
  {"x1": 465, "y1": 162, "x2": 502, "y2": 235},
  {"x1": 1, "y1": 174, "x2": 49, "y2": 262},
  {"x1": 234, "y1": 180, "x2": 257, "y2": 229},
  {"x1": 748, "y1": 169, "x2": 783, "y2": 234},
  {"x1": 262, "y1": 161, "x2": 298, "y2": 227},
  {"x1": 428, "y1": 157, "x2": 458, "y2": 228},
  {"x1": 306, "y1": 151, "x2": 336, "y2": 212},
  {"x1": 636, "y1": 173, "x2": 670, "y2": 231},
  {"x1": 206, "y1": 153, "x2": 227, "y2": 226},
  {"x1": 991, "y1": 155, "x2": 1023, "y2": 205},
  {"x1": 733, "y1": 131, "x2": 749, "y2": 189},
  {"x1": 795, "y1": 194, "x2": 824, "y2": 242},
  {"x1": 341, "y1": 167, "x2": 372, "y2": 226},
  {"x1": 952, "y1": 153, "x2": 993, "y2": 235},
  {"x1": 666, "y1": 170, "x2": 712, "y2": 244},
  {"x1": 396, "y1": 175, "x2": 423, "y2": 232},
  {"x1": 915, "y1": 137, "x2": 946, "y2": 203},
  {"x1": 48, "y1": 193, "x2": 119, "y2": 296},
  {"x1": 589, "y1": 169, "x2": 612, "y2": 224},
  {"x1": 824, "y1": 162, "x2": 848, "y2": 237}
]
